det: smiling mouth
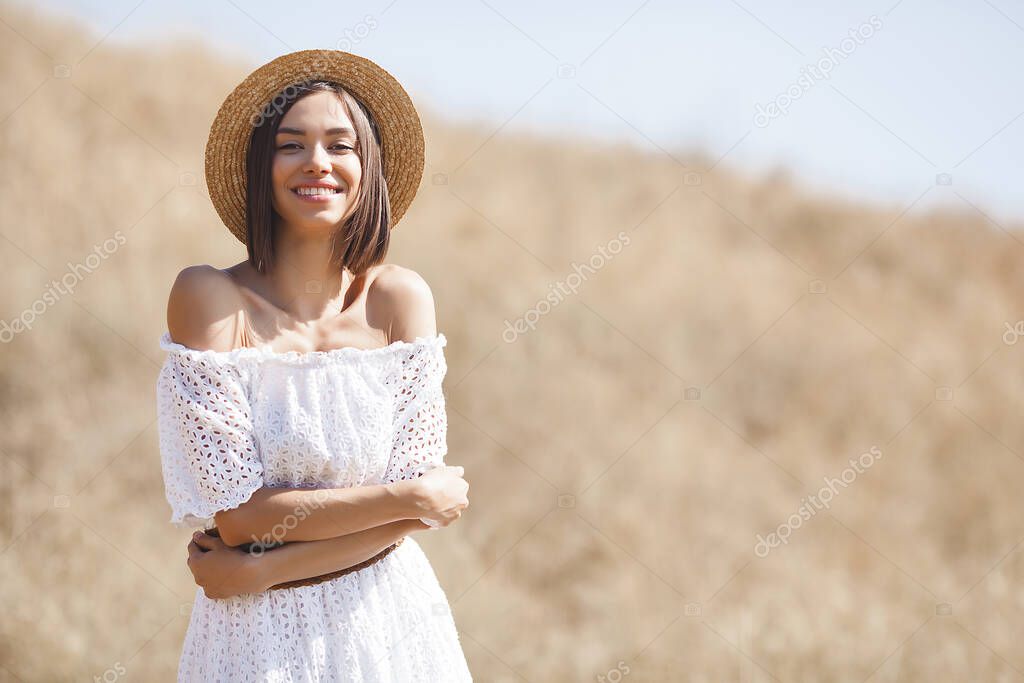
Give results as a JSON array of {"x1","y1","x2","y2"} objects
[{"x1": 292, "y1": 186, "x2": 343, "y2": 197}]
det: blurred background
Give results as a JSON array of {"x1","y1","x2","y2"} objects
[{"x1": 2, "y1": 0, "x2": 1024, "y2": 680}]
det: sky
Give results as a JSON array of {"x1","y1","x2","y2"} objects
[{"x1": 36, "y1": 0, "x2": 1024, "y2": 224}]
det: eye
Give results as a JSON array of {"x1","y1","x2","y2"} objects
[
  {"x1": 278, "y1": 143, "x2": 300, "y2": 150},
  {"x1": 330, "y1": 144, "x2": 353, "y2": 153}
]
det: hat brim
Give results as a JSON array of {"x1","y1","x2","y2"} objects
[{"x1": 204, "y1": 49, "x2": 424, "y2": 245}]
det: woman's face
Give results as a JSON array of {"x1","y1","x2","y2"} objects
[{"x1": 271, "y1": 91, "x2": 362, "y2": 236}]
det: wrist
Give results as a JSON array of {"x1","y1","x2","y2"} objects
[
  {"x1": 243, "y1": 548, "x2": 274, "y2": 593},
  {"x1": 385, "y1": 479, "x2": 423, "y2": 519}
]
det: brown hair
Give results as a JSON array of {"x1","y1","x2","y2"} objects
[{"x1": 245, "y1": 81, "x2": 391, "y2": 276}]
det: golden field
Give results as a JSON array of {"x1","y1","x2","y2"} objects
[{"x1": 2, "y1": 3, "x2": 1024, "y2": 681}]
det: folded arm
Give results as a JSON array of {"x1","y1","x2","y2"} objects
[
  {"x1": 213, "y1": 479, "x2": 424, "y2": 547},
  {"x1": 255, "y1": 518, "x2": 428, "y2": 588},
  {"x1": 189, "y1": 518, "x2": 430, "y2": 599}
]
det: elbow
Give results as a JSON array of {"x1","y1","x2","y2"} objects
[
  {"x1": 212, "y1": 487, "x2": 269, "y2": 547},
  {"x1": 213, "y1": 508, "x2": 255, "y2": 547}
]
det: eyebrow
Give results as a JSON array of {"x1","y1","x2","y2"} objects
[{"x1": 277, "y1": 126, "x2": 356, "y2": 137}]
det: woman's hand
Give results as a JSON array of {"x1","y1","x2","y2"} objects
[
  {"x1": 408, "y1": 465, "x2": 469, "y2": 528},
  {"x1": 186, "y1": 530, "x2": 267, "y2": 599}
]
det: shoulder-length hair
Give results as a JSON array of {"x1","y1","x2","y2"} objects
[{"x1": 245, "y1": 81, "x2": 390, "y2": 276}]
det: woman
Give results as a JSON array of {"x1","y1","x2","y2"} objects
[{"x1": 155, "y1": 50, "x2": 473, "y2": 681}]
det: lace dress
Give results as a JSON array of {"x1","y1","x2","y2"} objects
[{"x1": 155, "y1": 331, "x2": 473, "y2": 682}]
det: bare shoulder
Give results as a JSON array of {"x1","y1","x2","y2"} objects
[
  {"x1": 166, "y1": 264, "x2": 247, "y2": 352},
  {"x1": 367, "y1": 264, "x2": 438, "y2": 343}
]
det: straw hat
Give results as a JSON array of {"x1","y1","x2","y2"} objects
[{"x1": 204, "y1": 49, "x2": 425, "y2": 245}]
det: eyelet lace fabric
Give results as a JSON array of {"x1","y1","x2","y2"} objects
[{"x1": 155, "y1": 332, "x2": 472, "y2": 682}]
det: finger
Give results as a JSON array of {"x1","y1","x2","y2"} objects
[
  {"x1": 187, "y1": 540, "x2": 203, "y2": 558},
  {"x1": 192, "y1": 531, "x2": 222, "y2": 551},
  {"x1": 187, "y1": 541, "x2": 203, "y2": 568}
]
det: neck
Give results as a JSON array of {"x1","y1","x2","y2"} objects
[{"x1": 266, "y1": 222, "x2": 351, "y2": 322}]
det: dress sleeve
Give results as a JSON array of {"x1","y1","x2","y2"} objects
[
  {"x1": 384, "y1": 338, "x2": 450, "y2": 485},
  {"x1": 155, "y1": 350, "x2": 265, "y2": 529}
]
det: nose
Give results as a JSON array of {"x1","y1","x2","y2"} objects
[{"x1": 303, "y1": 142, "x2": 332, "y2": 175}]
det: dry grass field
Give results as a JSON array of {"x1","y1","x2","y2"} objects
[{"x1": 2, "y1": 3, "x2": 1024, "y2": 681}]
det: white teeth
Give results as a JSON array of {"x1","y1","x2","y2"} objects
[{"x1": 295, "y1": 186, "x2": 338, "y2": 196}]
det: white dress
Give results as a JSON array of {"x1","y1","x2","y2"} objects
[{"x1": 155, "y1": 330, "x2": 473, "y2": 682}]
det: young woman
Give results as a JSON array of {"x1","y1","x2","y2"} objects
[{"x1": 155, "y1": 50, "x2": 472, "y2": 681}]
